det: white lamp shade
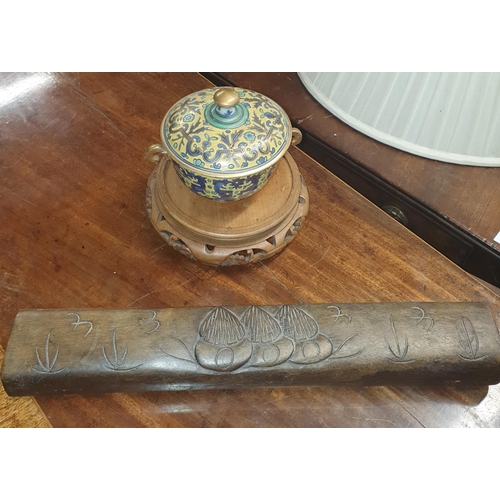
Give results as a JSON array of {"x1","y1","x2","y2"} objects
[{"x1": 298, "y1": 72, "x2": 500, "y2": 167}]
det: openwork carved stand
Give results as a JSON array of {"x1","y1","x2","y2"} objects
[
  {"x1": 2, "y1": 302, "x2": 500, "y2": 396},
  {"x1": 146, "y1": 152, "x2": 309, "y2": 266}
]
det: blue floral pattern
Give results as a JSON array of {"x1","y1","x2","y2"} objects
[
  {"x1": 173, "y1": 161, "x2": 277, "y2": 201},
  {"x1": 161, "y1": 87, "x2": 291, "y2": 175}
]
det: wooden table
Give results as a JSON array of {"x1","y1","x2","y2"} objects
[
  {"x1": 1, "y1": 72, "x2": 500, "y2": 427},
  {"x1": 206, "y1": 73, "x2": 500, "y2": 289}
]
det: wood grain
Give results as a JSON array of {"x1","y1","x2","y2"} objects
[
  {"x1": 156, "y1": 155, "x2": 301, "y2": 241},
  {"x1": 214, "y1": 72, "x2": 500, "y2": 250},
  {"x1": 210, "y1": 73, "x2": 500, "y2": 287},
  {"x1": 3, "y1": 303, "x2": 500, "y2": 396},
  {"x1": 1, "y1": 72, "x2": 500, "y2": 427},
  {"x1": 0, "y1": 345, "x2": 51, "y2": 427},
  {"x1": 146, "y1": 152, "x2": 309, "y2": 265}
]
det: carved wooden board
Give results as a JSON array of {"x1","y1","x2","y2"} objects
[
  {"x1": 0, "y1": 345, "x2": 51, "y2": 427},
  {"x1": 2, "y1": 303, "x2": 500, "y2": 396}
]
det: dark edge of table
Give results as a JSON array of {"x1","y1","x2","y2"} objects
[{"x1": 202, "y1": 72, "x2": 500, "y2": 288}]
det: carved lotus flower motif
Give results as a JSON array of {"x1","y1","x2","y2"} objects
[
  {"x1": 241, "y1": 306, "x2": 294, "y2": 367},
  {"x1": 276, "y1": 305, "x2": 332, "y2": 364},
  {"x1": 195, "y1": 307, "x2": 252, "y2": 371}
]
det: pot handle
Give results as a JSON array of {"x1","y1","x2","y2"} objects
[
  {"x1": 291, "y1": 127, "x2": 302, "y2": 146},
  {"x1": 145, "y1": 144, "x2": 168, "y2": 163}
]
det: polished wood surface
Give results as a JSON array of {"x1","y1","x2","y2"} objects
[
  {"x1": 210, "y1": 73, "x2": 500, "y2": 287},
  {"x1": 4, "y1": 303, "x2": 500, "y2": 396},
  {"x1": 147, "y1": 153, "x2": 309, "y2": 265},
  {"x1": 1, "y1": 72, "x2": 500, "y2": 427}
]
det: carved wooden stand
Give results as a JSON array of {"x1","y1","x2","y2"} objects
[
  {"x1": 2, "y1": 303, "x2": 500, "y2": 396},
  {"x1": 146, "y1": 152, "x2": 309, "y2": 266}
]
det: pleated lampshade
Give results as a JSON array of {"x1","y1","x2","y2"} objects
[{"x1": 298, "y1": 72, "x2": 500, "y2": 167}]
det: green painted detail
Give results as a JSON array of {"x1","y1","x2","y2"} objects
[{"x1": 204, "y1": 103, "x2": 249, "y2": 129}]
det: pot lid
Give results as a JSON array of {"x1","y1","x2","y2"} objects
[{"x1": 160, "y1": 87, "x2": 292, "y2": 175}]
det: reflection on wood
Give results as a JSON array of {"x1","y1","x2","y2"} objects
[
  {"x1": 0, "y1": 346, "x2": 51, "y2": 428},
  {"x1": 3, "y1": 72, "x2": 500, "y2": 427}
]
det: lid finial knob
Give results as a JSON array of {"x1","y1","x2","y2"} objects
[{"x1": 214, "y1": 88, "x2": 240, "y2": 108}]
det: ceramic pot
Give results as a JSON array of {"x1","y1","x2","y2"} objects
[{"x1": 146, "y1": 86, "x2": 302, "y2": 202}]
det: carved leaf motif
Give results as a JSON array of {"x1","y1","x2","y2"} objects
[
  {"x1": 102, "y1": 330, "x2": 142, "y2": 372},
  {"x1": 199, "y1": 307, "x2": 246, "y2": 346},
  {"x1": 160, "y1": 337, "x2": 197, "y2": 364},
  {"x1": 241, "y1": 306, "x2": 282, "y2": 343},
  {"x1": 457, "y1": 317, "x2": 480, "y2": 360},
  {"x1": 384, "y1": 315, "x2": 415, "y2": 364},
  {"x1": 276, "y1": 305, "x2": 318, "y2": 341},
  {"x1": 32, "y1": 332, "x2": 65, "y2": 374}
]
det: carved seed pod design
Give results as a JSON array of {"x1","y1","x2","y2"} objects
[
  {"x1": 242, "y1": 306, "x2": 281, "y2": 343},
  {"x1": 276, "y1": 305, "x2": 318, "y2": 341},
  {"x1": 195, "y1": 307, "x2": 252, "y2": 372},
  {"x1": 289, "y1": 334, "x2": 333, "y2": 364},
  {"x1": 277, "y1": 305, "x2": 333, "y2": 364},
  {"x1": 199, "y1": 306, "x2": 246, "y2": 345},
  {"x1": 241, "y1": 306, "x2": 294, "y2": 367}
]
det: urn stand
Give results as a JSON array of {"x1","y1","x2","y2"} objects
[
  {"x1": 146, "y1": 151, "x2": 309, "y2": 266},
  {"x1": 145, "y1": 85, "x2": 309, "y2": 265}
]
